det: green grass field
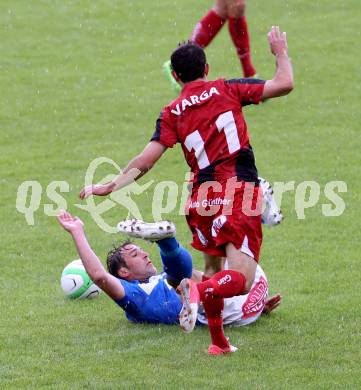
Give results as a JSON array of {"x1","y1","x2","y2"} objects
[{"x1": 1, "y1": 0, "x2": 360, "y2": 388}]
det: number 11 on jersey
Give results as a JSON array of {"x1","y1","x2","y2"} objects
[{"x1": 184, "y1": 111, "x2": 241, "y2": 169}]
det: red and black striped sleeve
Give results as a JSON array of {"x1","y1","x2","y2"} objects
[
  {"x1": 150, "y1": 108, "x2": 178, "y2": 148},
  {"x1": 225, "y1": 78, "x2": 265, "y2": 106}
]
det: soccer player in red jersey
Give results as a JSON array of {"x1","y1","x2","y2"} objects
[
  {"x1": 192, "y1": 0, "x2": 256, "y2": 78},
  {"x1": 80, "y1": 26, "x2": 293, "y2": 355}
]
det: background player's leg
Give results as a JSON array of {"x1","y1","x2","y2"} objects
[
  {"x1": 226, "y1": 0, "x2": 256, "y2": 77},
  {"x1": 163, "y1": 1, "x2": 226, "y2": 93},
  {"x1": 191, "y1": 1, "x2": 227, "y2": 48}
]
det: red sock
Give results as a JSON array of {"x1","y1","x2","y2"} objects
[
  {"x1": 202, "y1": 296, "x2": 229, "y2": 349},
  {"x1": 228, "y1": 16, "x2": 256, "y2": 77},
  {"x1": 198, "y1": 271, "x2": 246, "y2": 349},
  {"x1": 191, "y1": 10, "x2": 225, "y2": 48},
  {"x1": 197, "y1": 270, "x2": 247, "y2": 299}
]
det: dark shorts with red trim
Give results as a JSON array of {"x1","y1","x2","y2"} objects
[{"x1": 185, "y1": 179, "x2": 263, "y2": 261}]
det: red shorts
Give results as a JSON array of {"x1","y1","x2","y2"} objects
[{"x1": 185, "y1": 179, "x2": 263, "y2": 260}]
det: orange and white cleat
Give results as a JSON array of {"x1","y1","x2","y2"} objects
[
  {"x1": 207, "y1": 344, "x2": 238, "y2": 355},
  {"x1": 177, "y1": 278, "x2": 200, "y2": 333}
]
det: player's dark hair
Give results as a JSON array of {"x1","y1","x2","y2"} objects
[
  {"x1": 171, "y1": 42, "x2": 207, "y2": 83},
  {"x1": 106, "y1": 241, "x2": 132, "y2": 277}
]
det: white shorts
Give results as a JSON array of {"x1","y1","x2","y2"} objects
[{"x1": 197, "y1": 264, "x2": 269, "y2": 326}]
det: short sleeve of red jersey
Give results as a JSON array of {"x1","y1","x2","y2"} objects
[
  {"x1": 150, "y1": 108, "x2": 178, "y2": 148},
  {"x1": 225, "y1": 78, "x2": 265, "y2": 106}
]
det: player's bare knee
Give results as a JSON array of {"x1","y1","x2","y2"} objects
[
  {"x1": 213, "y1": 0, "x2": 228, "y2": 19},
  {"x1": 204, "y1": 254, "x2": 223, "y2": 276},
  {"x1": 244, "y1": 278, "x2": 253, "y2": 293},
  {"x1": 226, "y1": 0, "x2": 246, "y2": 17}
]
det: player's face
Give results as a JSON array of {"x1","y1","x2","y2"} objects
[{"x1": 120, "y1": 244, "x2": 157, "y2": 280}]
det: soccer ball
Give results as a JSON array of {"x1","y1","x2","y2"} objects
[{"x1": 61, "y1": 260, "x2": 101, "y2": 299}]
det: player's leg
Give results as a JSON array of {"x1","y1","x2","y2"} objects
[
  {"x1": 163, "y1": 1, "x2": 227, "y2": 93},
  {"x1": 157, "y1": 237, "x2": 193, "y2": 288},
  {"x1": 177, "y1": 212, "x2": 221, "y2": 334},
  {"x1": 191, "y1": 1, "x2": 227, "y2": 48},
  {"x1": 178, "y1": 253, "x2": 231, "y2": 351},
  {"x1": 189, "y1": 248, "x2": 255, "y2": 354},
  {"x1": 180, "y1": 249, "x2": 239, "y2": 348},
  {"x1": 226, "y1": 0, "x2": 257, "y2": 77},
  {"x1": 203, "y1": 253, "x2": 223, "y2": 278},
  {"x1": 117, "y1": 219, "x2": 175, "y2": 240},
  {"x1": 196, "y1": 250, "x2": 256, "y2": 310},
  {"x1": 192, "y1": 188, "x2": 261, "y2": 353},
  {"x1": 117, "y1": 219, "x2": 192, "y2": 287},
  {"x1": 224, "y1": 243, "x2": 257, "y2": 292},
  {"x1": 213, "y1": 0, "x2": 228, "y2": 20},
  {"x1": 195, "y1": 181, "x2": 262, "y2": 299},
  {"x1": 199, "y1": 254, "x2": 231, "y2": 352}
]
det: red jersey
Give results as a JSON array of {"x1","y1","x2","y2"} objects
[{"x1": 151, "y1": 78, "x2": 265, "y2": 184}]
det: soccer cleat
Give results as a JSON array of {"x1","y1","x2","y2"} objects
[
  {"x1": 259, "y1": 177, "x2": 283, "y2": 226},
  {"x1": 177, "y1": 278, "x2": 200, "y2": 333},
  {"x1": 117, "y1": 219, "x2": 176, "y2": 241},
  {"x1": 207, "y1": 344, "x2": 238, "y2": 355},
  {"x1": 162, "y1": 60, "x2": 181, "y2": 93}
]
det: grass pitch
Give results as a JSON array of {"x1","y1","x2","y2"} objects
[{"x1": 1, "y1": 0, "x2": 360, "y2": 388}]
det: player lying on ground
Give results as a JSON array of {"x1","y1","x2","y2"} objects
[
  {"x1": 164, "y1": 0, "x2": 257, "y2": 91},
  {"x1": 79, "y1": 27, "x2": 293, "y2": 354},
  {"x1": 57, "y1": 211, "x2": 281, "y2": 327}
]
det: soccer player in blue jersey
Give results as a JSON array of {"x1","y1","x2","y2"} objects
[
  {"x1": 57, "y1": 205, "x2": 281, "y2": 326},
  {"x1": 57, "y1": 212, "x2": 191, "y2": 324}
]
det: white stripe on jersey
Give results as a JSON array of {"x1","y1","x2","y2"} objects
[{"x1": 138, "y1": 273, "x2": 172, "y2": 295}]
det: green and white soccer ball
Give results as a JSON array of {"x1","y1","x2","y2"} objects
[{"x1": 61, "y1": 260, "x2": 101, "y2": 299}]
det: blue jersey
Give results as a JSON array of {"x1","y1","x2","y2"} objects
[{"x1": 114, "y1": 273, "x2": 182, "y2": 324}]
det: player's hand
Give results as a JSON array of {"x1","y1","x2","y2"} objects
[
  {"x1": 57, "y1": 211, "x2": 84, "y2": 234},
  {"x1": 79, "y1": 183, "x2": 114, "y2": 200},
  {"x1": 262, "y1": 293, "x2": 282, "y2": 314},
  {"x1": 268, "y1": 26, "x2": 288, "y2": 57}
]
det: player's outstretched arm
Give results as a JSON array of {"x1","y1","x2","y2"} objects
[
  {"x1": 57, "y1": 211, "x2": 125, "y2": 300},
  {"x1": 79, "y1": 141, "x2": 167, "y2": 200},
  {"x1": 262, "y1": 26, "x2": 294, "y2": 100}
]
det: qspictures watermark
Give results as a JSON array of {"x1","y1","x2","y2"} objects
[{"x1": 15, "y1": 157, "x2": 347, "y2": 233}]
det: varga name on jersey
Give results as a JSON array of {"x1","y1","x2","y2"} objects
[{"x1": 171, "y1": 87, "x2": 220, "y2": 116}]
